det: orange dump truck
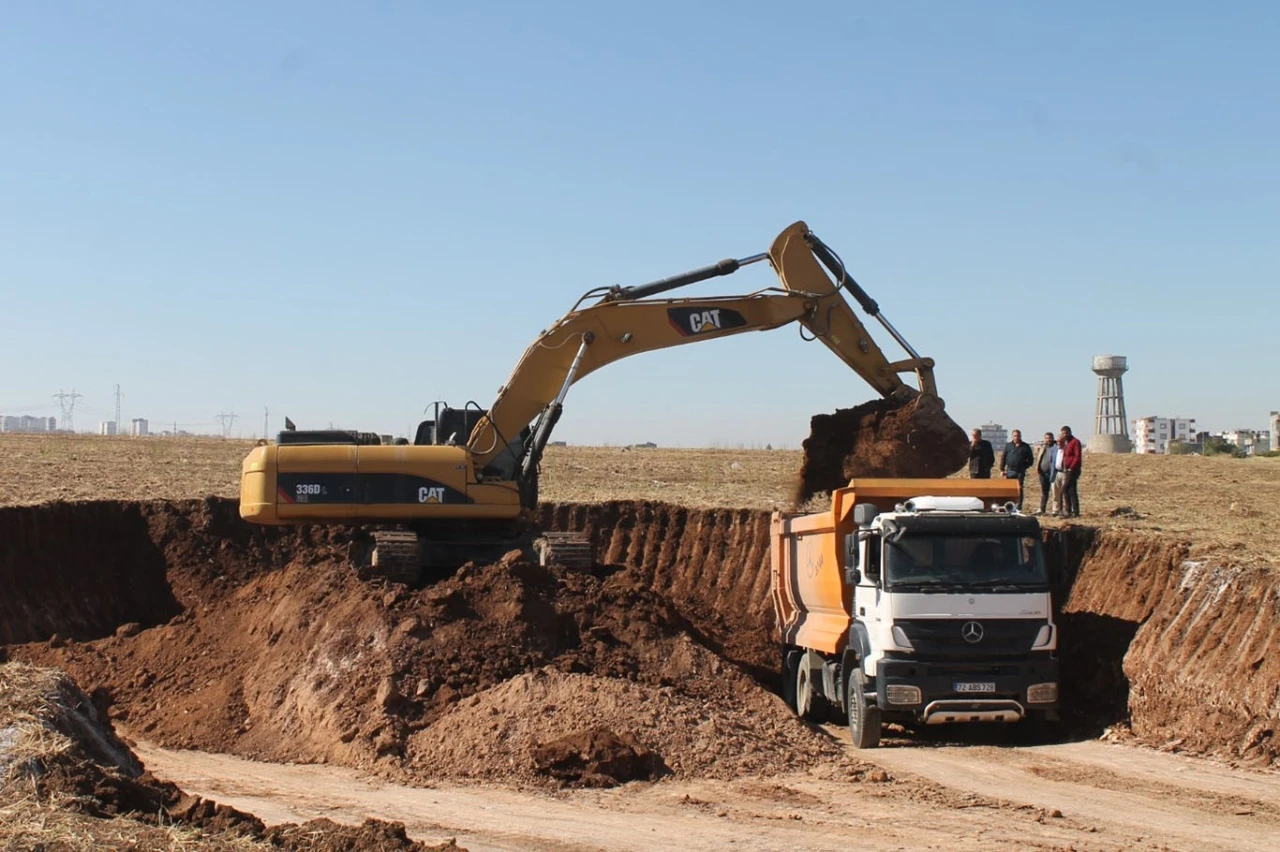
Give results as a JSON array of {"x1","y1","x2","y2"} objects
[{"x1": 771, "y1": 478, "x2": 1058, "y2": 747}]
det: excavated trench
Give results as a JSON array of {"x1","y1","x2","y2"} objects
[{"x1": 2, "y1": 498, "x2": 1277, "y2": 786}]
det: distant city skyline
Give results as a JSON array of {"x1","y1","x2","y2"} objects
[{"x1": 3, "y1": 388, "x2": 1276, "y2": 450}]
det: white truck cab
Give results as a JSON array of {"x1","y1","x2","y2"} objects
[{"x1": 848, "y1": 498, "x2": 1057, "y2": 740}]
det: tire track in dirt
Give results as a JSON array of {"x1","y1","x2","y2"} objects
[
  {"x1": 851, "y1": 736, "x2": 1280, "y2": 852},
  {"x1": 135, "y1": 740, "x2": 1146, "y2": 852}
]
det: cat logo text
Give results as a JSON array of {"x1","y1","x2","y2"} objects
[{"x1": 666, "y1": 306, "x2": 749, "y2": 337}]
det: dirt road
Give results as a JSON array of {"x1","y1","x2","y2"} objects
[{"x1": 135, "y1": 733, "x2": 1280, "y2": 851}]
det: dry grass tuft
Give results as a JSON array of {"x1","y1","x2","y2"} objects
[
  {"x1": 0, "y1": 663, "x2": 75, "y2": 787},
  {"x1": 0, "y1": 795, "x2": 268, "y2": 851},
  {"x1": 0, "y1": 662, "x2": 271, "y2": 850}
]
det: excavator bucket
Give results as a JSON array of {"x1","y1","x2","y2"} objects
[{"x1": 793, "y1": 394, "x2": 970, "y2": 506}]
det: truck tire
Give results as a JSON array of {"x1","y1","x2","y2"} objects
[
  {"x1": 781, "y1": 648, "x2": 800, "y2": 712},
  {"x1": 846, "y1": 669, "x2": 881, "y2": 749},
  {"x1": 1016, "y1": 710, "x2": 1062, "y2": 745},
  {"x1": 795, "y1": 655, "x2": 827, "y2": 724}
]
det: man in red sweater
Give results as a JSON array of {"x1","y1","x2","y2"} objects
[{"x1": 1055, "y1": 425, "x2": 1083, "y2": 517}]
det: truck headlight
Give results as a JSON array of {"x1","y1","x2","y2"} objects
[
  {"x1": 891, "y1": 625, "x2": 914, "y2": 650},
  {"x1": 886, "y1": 684, "x2": 922, "y2": 705},
  {"x1": 1032, "y1": 624, "x2": 1055, "y2": 649},
  {"x1": 1027, "y1": 682, "x2": 1058, "y2": 704}
]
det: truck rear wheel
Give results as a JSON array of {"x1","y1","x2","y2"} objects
[
  {"x1": 846, "y1": 669, "x2": 881, "y2": 749},
  {"x1": 781, "y1": 649, "x2": 800, "y2": 712},
  {"x1": 794, "y1": 655, "x2": 827, "y2": 724}
]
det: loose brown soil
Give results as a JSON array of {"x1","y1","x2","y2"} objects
[
  {"x1": 793, "y1": 395, "x2": 970, "y2": 504},
  {"x1": 5, "y1": 499, "x2": 844, "y2": 789},
  {"x1": 3, "y1": 496, "x2": 1277, "y2": 779}
]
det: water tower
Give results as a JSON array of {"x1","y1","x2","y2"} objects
[{"x1": 1091, "y1": 355, "x2": 1133, "y2": 453}]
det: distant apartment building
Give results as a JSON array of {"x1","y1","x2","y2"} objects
[
  {"x1": 1132, "y1": 416, "x2": 1197, "y2": 454},
  {"x1": 1221, "y1": 429, "x2": 1270, "y2": 456},
  {"x1": 977, "y1": 423, "x2": 1008, "y2": 454},
  {"x1": 130, "y1": 418, "x2": 149, "y2": 437},
  {"x1": 1, "y1": 415, "x2": 58, "y2": 433},
  {"x1": 99, "y1": 421, "x2": 118, "y2": 436},
  {"x1": 1272, "y1": 412, "x2": 1280, "y2": 451}
]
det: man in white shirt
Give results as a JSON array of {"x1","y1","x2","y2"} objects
[{"x1": 1033, "y1": 432, "x2": 1059, "y2": 514}]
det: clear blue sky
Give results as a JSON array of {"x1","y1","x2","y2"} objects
[{"x1": 2, "y1": 2, "x2": 1276, "y2": 446}]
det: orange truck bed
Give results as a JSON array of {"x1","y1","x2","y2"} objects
[{"x1": 769, "y1": 478, "x2": 1020, "y2": 654}]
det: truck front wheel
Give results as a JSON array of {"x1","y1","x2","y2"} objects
[{"x1": 846, "y1": 669, "x2": 882, "y2": 749}]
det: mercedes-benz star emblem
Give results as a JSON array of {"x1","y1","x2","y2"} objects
[{"x1": 961, "y1": 621, "x2": 984, "y2": 644}]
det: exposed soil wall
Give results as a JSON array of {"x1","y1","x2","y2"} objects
[
  {"x1": 537, "y1": 501, "x2": 776, "y2": 678},
  {"x1": 1054, "y1": 529, "x2": 1280, "y2": 764},
  {"x1": 0, "y1": 502, "x2": 179, "y2": 645},
  {"x1": 1, "y1": 498, "x2": 1276, "y2": 777}
]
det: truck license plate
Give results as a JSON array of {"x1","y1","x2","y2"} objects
[{"x1": 954, "y1": 682, "x2": 996, "y2": 693}]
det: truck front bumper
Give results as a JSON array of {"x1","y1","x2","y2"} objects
[{"x1": 875, "y1": 654, "x2": 1059, "y2": 723}]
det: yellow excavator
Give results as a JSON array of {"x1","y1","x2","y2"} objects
[{"x1": 240, "y1": 221, "x2": 951, "y2": 579}]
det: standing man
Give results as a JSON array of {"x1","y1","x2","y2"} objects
[
  {"x1": 999, "y1": 429, "x2": 1035, "y2": 509},
  {"x1": 969, "y1": 428, "x2": 995, "y2": 479},
  {"x1": 1032, "y1": 432, "x2": 1059, "y2": 515},
  {"x1": 1056, "y1": 425, "x2": 1083, "y2": 517}
]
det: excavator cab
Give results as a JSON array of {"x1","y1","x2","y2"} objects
[
  {"x1": 277, "y1": 429, "x2": 384, "y2": 446},
  {"x1": 415, "y1": 406, "x2": 488, "y2": 447}
]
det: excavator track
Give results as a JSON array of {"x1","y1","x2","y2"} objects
[
  {"x1": 361, "y1": 530, "x2": 422, "y2": 584},
  {"x1": 536, "y1": 532, "x2": 595, "y2": 570}
]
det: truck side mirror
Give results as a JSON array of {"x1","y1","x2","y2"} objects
[{"x1": 845, "y1": 567, "x2": 862, "y2": 586}]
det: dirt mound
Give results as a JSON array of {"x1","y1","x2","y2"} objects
[
  {"x1": 409, "y1": 662, "x2": 843, "y2": 785},
  {"x1": 5, "y1": 499, "x2": 824, "y2": 785},
  {"x1": 793, "y1": 394, "x2": 969, "y2": 504},
  {"x1": 33, "y1": 553, "x2": 832, "y2": 783},
  {"x1": 268, "y1": 819, "x2": 459, "y2": 851},
  {"x1": 532, "y1": 727, "x2": 663, "y2": 787}
]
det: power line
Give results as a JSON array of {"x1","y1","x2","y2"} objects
[
  {"x1": 52, "y1": 388, "x2": 84, "y2": 432},
  {"x1": 214, "y1": 412, "x2": 239, "y2": 438}
]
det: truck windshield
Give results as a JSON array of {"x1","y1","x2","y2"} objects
[{"x1": 884, "y1": 534, "x2": 1047, "y2": 590}]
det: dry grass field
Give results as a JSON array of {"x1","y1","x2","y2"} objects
[{"x1": 2, "y1": 433, "x2": 1278, "y2": 563}]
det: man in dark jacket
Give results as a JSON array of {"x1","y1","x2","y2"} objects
[
  {"x1": 999, "y1": 429, "x2": 1035, "y2": 509},
  {"x1": 969, "y1": 429, "x2": 995, "y2": 479},
  {"x1": 1056, "y1": 425, "x2": 1084, "y2": 517}
]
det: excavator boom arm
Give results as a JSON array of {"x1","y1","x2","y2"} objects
[{"x1": 468, "y1": 221, "x2": 938, "y2": 471}]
